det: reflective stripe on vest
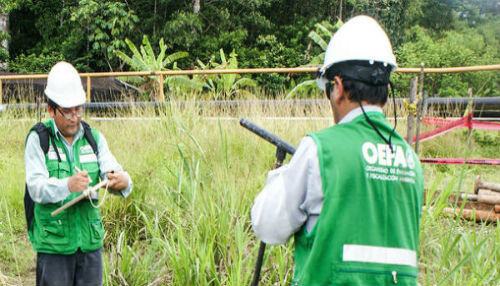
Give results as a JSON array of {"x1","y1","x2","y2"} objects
[{"x1": 343, "y1": 244, "x2": 417, "y2": 267}]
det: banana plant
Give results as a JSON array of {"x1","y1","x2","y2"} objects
[
  {"x1": 115, "y1": 35, "x2": 197, "y2": 100},
  {"x1": 286, "y1": 19, "x2": 343, "y2": 98},
  {"x1": 199, "y1": 49, "x2": 257, "y2": 100}
]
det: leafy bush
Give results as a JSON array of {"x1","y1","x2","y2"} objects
[
  {"x1": 9, "y1": 53, "x2": 65, "y2": 73},
  {"x1": 394, "y1": 22, "x2": 500, "y2": 98}
]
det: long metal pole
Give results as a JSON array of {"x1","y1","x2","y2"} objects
[{"x1": 240, "y1": 118, "x2": 296, "y2": 286}]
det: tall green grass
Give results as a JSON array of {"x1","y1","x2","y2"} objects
[{"x1": 0, "y1": 100, "x2": 499, "y2": 285}]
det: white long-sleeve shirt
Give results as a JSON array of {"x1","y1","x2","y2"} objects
[
  {"x1": 25, "y1": 120, "x2": 133, "y2": 204},
  {"x1": 251, "y1": 106, "x2": 383, "y2": 245}
]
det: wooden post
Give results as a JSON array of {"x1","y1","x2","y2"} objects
[
  {"x1": 414, "y1": 63, "x2": 425, "y2": 153},
  {"x1": 159, "y1": 75, "x2": 164, "y2": 102},
  {"x1": 86, "y1": 76, "x2": 91, "y2": 103},
  {"x1": 0, "y1": 78, "x2": 2, "y2": 104},
  {"x1": 406, "y1": 77, "x2": 418, "y2": 145},
  {"x1": 36, "y1": 95, "x2": 42, "y2": 122},
  {"x1": 467, "y1": 88, "x2": 473, "y2": 152}
]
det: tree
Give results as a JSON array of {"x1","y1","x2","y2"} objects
[
  {"x1": 0, "y1": 0, "x2": 17, "y2": 69},
  {"x1": 193, "y1": 0, "x2": 200, "y2": 13},
  {"x1": 5, "y1": 0, "x2": 499, "y2": 95},
  {"x1": 69, "y1": 0, "x2": 139, "y2": 70},
  {"x1": 394, "y1": 24, "x2": 500, "y2": 97}
]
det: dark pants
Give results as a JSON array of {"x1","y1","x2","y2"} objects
[{"x1": 36, "y1": 248, "x2": 103, "y2": 286}]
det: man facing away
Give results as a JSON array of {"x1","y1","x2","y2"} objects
[
  {"x1": 24, "y1": 61, "x2": 133, "y2": 286},
  {"x1": 251, "y1": 15, "x2": 424, "y2": 286}
]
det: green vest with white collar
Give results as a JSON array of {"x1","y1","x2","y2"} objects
[
  {"x1": 28, "y1": 119, "x2": 104, "y2": 254},
  {"x1": 293, "y1": 112, "x2": 424, "y2": 286}
]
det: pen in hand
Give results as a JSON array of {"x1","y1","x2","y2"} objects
[{"x1": 74, "y1": 166, "x2": 92, "y2": 183}]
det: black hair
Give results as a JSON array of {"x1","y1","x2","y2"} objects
[
  {"x1": 46, "y1": 97, "x2": 59, "y2": 110},
  {"x1": 342, "y1": 80, "x2": 388, "y2": 105},
  {"x1": 325, "y1": 60, "x2": 396, "y2": 152},
  {"x1": 325, "y1": 60, "x2": 391, "y2": 105}
]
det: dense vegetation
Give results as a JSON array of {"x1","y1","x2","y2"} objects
[
  {"x1": 0, "y1": 0, "x2": 499, "y2": 97},
  {"x1": 1, "y1": 2, "x2": 500, "y2": 285},
  {"x1": 1, "y1": 103, "x2": 500, "y2": 285}
]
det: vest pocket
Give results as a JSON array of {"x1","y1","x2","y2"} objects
[
  {"x1": 89, "y1": 218, "x2": 105, "y2": 244},
  {"x1": 47, "y1": 161, "x2": 71, "y2": 178},
  {"x1": 79, "y1": 207, "x2": 104, "y2": 251},
  {"x1": 80, "y1": 162, "x2": 99, "y2": 181},
  {"x1": 40, "y1": 218, "x2": 69, "y2": 246},
  {"x1": 333, "y1": 265, "x2": 417, "y2": 285}
]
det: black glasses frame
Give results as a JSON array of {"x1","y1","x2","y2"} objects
[
  {"x1": 325, "y1": 81, "x2": 335, "y2": 100},
  {"x1": 56, "y1": 106, "x2": 84, "y2": 120}
]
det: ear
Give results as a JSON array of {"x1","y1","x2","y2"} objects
[
  {"x1": 332, "y1": 76, "x2": 346, "y2": 105},
  {"x1": 48, "y1": 105, "x2": 56, "y2": 118}
]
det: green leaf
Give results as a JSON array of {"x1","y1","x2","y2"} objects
[
  {"x1": 286, "y1": 79, "x2": 317, "y2": 99},
  {"x1": 308, "y1": 31, "x2": 328, "y2": 51}
]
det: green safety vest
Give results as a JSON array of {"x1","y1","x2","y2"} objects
[
  {"x1": 27, "y1": 119, "x2": 105, "y2": 254},
  {"x1": 293, "y1": 112, "x2": 424, "y2": 286}
]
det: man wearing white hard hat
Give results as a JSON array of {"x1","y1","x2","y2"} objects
[
  {"x1": 24, "y1": 61, "x2": 133, "y2": 286},
  {"x1": 251, "y1": 15, "x2": 424, "y2": 285}
]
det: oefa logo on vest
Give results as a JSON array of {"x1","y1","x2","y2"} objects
[
  {"x1": 362, "y1": 142, "x2": 415, "y2": 169},
  {"x1": 361, "y1": 142, "x2": 417, "y2": 184}
]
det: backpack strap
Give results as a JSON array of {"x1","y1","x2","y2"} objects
[
  {"x1": 25, "y1": 122, "x2": 59, "y2": 232},
  {"x1": 81, "y1": 120, "x2": 98, "y2": 156},
  {"x1": 30, "y1": 122, "x2": 50, "y2": 154},
  {"x1": 29, "y1": 122, "x2": 62, "y2": 162}
]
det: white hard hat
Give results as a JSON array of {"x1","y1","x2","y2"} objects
[
  {"x1": 317, "y1": 15, "x2": 397, "y2": 90},
  {"x1": 45, "y1": 61, "x2": 86, "y2": 108}
]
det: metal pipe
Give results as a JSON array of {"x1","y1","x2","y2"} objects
[
  {"x1": 424, "y1": 206, "x2": 500, "y2": 223},
  {"x1": 420, "y1": 158, "x2": 500, "y2": 166},
  {"x1": 3, "y1": 97, "x2": 500, "y2": 115},
  {"x1": 474, "y1": 175, "x2": 500, "y2": 193},
  {"x1": 441, "y1": 207, "x2": 500, "y2": 223},
  {"x1": 462, "y1": 190, "x2": 500, "y2": 205},
  {"x1": 0, "y1": 99, "x2": 328, "y2": 112},
  {"x1": 240, "y1": 118, "x2": 296, "y2": 155},
  {"x1": 424, "y1": 96, "x2": 500, "y2": 110}
]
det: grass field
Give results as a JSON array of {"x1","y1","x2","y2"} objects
[{"x1": 1, "y1": 100, "x2": 499, "y2": 285}]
